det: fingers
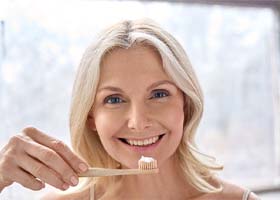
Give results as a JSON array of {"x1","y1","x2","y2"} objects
[
  {"x1": 24, "y1": 140, "x2": 78, "y2": 188},
  {"x1": 0, "y1": 126, "x2": 89, "y2": 192},
  {"x1": 22, "y1": 127, "x2": 88, "y2": 173},
  {"x1": 0, "y1": 143, "x2": 44, "y2": 191},
  {"x1": 19, "y1": 154, "x2": 70, "y2": 191},
  {"x1": 12, "y1": 167, "x2": 45, "y2": 191}
]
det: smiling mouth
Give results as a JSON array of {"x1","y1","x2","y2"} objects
[{"x1": 118, "y1": 134, "x2": 165, "y2": 146}]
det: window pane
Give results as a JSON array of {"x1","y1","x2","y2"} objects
[{"x1": 0, "y1": 0, "x2": 278, "y2": 199}]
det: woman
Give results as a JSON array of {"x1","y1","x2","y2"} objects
[{"x1": 0, "y1": 19, "x2": 259, "y2": 199}]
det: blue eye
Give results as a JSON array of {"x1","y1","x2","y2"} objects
[
  {"x1": 104, "y1": 96, "x2": 124, "y2": 104},
  {"x1": 152, "y1": 90, "x2": 169, "y2": 99}
]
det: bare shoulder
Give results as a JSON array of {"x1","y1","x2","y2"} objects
[
  {"x1": 40, "y1": 189, "x2": 90, "y2": 200},
  {"x1": 196, "y1": 180, "x2": 260, "y2": 200},
  {"x1": 217, "y1": 180, "x2": 260, "y2": 200},
  {"x1": 248, "y1": 192, "x2": 260, "y2": 200}
]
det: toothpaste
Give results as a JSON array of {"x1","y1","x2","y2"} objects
[{"x1": 139, "y1": 156, "x2": 155, "y2": 163}]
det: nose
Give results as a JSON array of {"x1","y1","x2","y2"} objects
[{"x1": 127, "y1": 102, "x2": 153, "y2": 131}]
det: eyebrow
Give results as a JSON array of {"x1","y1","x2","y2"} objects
[{"x1": 97, "y1": 80, "x2": 177, "y2": 93}]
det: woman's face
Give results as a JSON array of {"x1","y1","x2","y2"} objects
[{"x1": 89, "y1": 45, "x2": 185, "y2": 168}]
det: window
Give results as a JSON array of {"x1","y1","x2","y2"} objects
[{"x1": 0, "y1": 0, "x2": 279, "y2": 199}]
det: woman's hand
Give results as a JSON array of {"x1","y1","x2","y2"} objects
[{"x1": 0, "y1": 127, "x2": 88, "y2": 192}]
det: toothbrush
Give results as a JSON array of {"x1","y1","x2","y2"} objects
[{"x1": 78, "y1": 156, "x2": 158, "y2": 177}]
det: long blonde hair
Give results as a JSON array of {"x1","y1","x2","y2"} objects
[{"x1": 69, "y1": 18, "x2": 223, "y2": 193}]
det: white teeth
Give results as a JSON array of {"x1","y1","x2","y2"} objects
[
  {"x1": 125, "y1": 136, "x2": 160, "y2": 146},
  {"x1": 144, "y1": 139, "x2": 149, "y2": 145}
]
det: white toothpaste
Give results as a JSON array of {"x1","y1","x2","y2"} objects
[{"x1": 139, "y1": 156, "x2": 155, "y2": 163}]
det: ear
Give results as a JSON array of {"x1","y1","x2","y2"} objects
[{"x1": 87, "y1": 113, "x2": 97, "y2": 131}]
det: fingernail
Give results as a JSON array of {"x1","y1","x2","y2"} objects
[
  {"x1": 79, "y1": 163, "x2": 88, "y2": 172},
  {"x1": 62, "y1": 183, "x2": 69, "y2": 190},
  {"x1": 70, "y1": 176, "x2": 78, "y2": 186}
]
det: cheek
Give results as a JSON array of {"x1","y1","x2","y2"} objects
[
  {"x1": 93, "y1": 109, "x2": 124, "y2": 138},
  {"x1": 155, "y1": 101, "x2": 185, "y2": 131}
]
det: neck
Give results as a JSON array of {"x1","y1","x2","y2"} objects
[{"x1": 99, "y1": 155, "x2": 202, "y2": 200}]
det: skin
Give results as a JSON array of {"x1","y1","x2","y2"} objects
[
  {"x1": 0, "y1": 127, "x2": 89, "y2": 192},
  {"x1": 90, "y1": 45, "x2": 185, "y2": 169},
  {"x1": 0, "y1": 45, "x2": 260, "y2": 200}
]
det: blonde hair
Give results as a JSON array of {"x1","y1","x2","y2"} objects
[{"x1": 69, "y1": 18, "x2": 223, "y2": 194}]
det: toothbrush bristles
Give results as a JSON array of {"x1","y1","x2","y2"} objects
[{"x1": 138, "y1": 156, "x2": 158, "y2": 170}]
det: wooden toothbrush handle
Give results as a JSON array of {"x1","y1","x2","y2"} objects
[{"x1": 78, "y1": 168, "x2": 159, "y2": 177}]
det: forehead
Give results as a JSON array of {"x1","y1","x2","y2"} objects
[{"x1": 99, "y1": 45, "x2": 170, "y2": 84}]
